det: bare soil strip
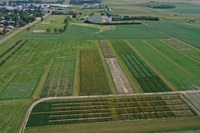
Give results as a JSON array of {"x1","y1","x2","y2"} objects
[
  {"x1": 184, "y1": 92, "x2": 200, "y2": 115},
  {"x1": 106, "y1": 58, "x2": 134, "y2": 94}
]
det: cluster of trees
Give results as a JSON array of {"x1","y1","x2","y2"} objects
[
  {"x1": 69, "y1": 0, "x2": 102, "y2": 5},
  {"x1": 112, "y1": 16, "x2": 159, "y2": 21},
  {"x1": 85, "y1": 20, "x2": 141, "y2": 25},
  {"x1": 46, "y1": 17, "x2": 69, "y2": 34},
  {"x1": 146, "y1": 4, "x2": 176, "y2": 9},
  {"x1": 0, "y1": 7, "x2": 43, "y2": 27},
  {"x1": 9, "y1": 0, "x2": 65, "y2": 4}
]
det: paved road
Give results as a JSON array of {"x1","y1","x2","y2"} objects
[
  {"x1": 19, "y1": 89, "x2": 200, "y2": 133},
  {"x1": 0, "y1": 19, "x2": 40, "y2": 45}
]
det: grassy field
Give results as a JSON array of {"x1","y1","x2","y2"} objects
[
  {"x1": 128, "y1": 39, "x2": 200, "y2": 90},
  {"x1": 31, "y1": 15, "x2": 67, "y2": 33},
  {"x1": 0, "y1": 68, "x2": 43, "y2": 99},
  {"x1": 80, "y1": 50, "x2": 112, "y2": 95},
  {"x1": 0, "y1": 99, "x2": 32, "y2": 133},
  {"x1": 144, "y1": 20, "x2": 200, "y2": 49},
  {"x1": 22, "y1": 24, "x2": 168, "y2": 40}
]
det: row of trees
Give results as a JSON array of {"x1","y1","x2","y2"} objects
[
  {"x1": 146, "y1": 4, "x2": 176, "y2": 9},
  {"x1": 112, "y1": 16, "x2": 159, "y2": 21}
]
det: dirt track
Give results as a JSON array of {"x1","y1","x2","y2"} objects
[{"x1": 106, "y1": 58, "x2": 133, "y2": 94}]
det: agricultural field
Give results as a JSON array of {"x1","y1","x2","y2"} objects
[
  {"x1": 80, "y1": 50, "x2": 112, "y2": 95},
  {"x1": 31, "y1": 15, "x2": 67, "y2": 34},
  {"x1": 0, "y1": 68, "x2": 43, "y2": 99},
  {"x1": 144, "y1": 21, "x2": 200, "y2": 49},
  {"x1": 0, "y1": 0, "x2": 200, "y2": 132},
  {"x1": 129, "y1": 39, "x2": 200, "y2": 90},
  {"x1": 111, "y1": 40, "x2": 171, "y2": 93},
  {"x1": 40, "y1": 57, "x2": 76, "y2": 97},
  {"x1": 100, "y1": 40, "x2": 115, "y2": 58},
  {"x1": 26, "y1": 94, "x2": 196, "y2": 127},
  {"x1": 164, "y1": 39, "x2": 200, "y2": 62}
]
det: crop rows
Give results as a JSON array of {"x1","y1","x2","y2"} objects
[
  {"x1": 164, "y1": 39, "x2": 200, "y2": 62},
  {"x1": 99, "y1": 40, "x2": 115, "y2": 58},
  {"x1": 0, "y1": 40, "x2": 28, "y2": 67},
  {"x1": 80, "y1": 50, "x2": 111, "y2": 95},
  {"x1": 40, "y1": 57, "x2": 76, "y2": 97},
  {"x1": 26, "y1": 94, "x2": 196, "y2": 127},
  {"x1": 111, "y1": 40, "x2": 171, "y2": 92},
  {"x1": 0, "y1": 68, "x2": 44, "y2": 99}
]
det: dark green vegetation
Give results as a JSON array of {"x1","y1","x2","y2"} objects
[
  {"x1": 26, "y1": 94, "x2": 196, "y2": 127},
  {"x1": 40, "y1": 57, "x2": 76, "y2": 97},
  {"x1": 69, "y1": 0, "x2": 102, "y2": 5},
  {"x1": 111, "y1": 40, "x2": 171, "y2": 93},
  {"x1": 80, "y1": 50, "x2": 111, "y2": 95}
]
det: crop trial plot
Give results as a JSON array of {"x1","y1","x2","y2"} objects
[
  {"x1": 111, "y1": 40, "x2": 171, "y2": 93},
  {"x1": 0, "y1": 68, "x2": 43, "y2": 99},
  {"x1": 40, "y1": 57, "x2": 76, "y2": 97},
  {"x1": 106, "y1": 58, "x2": 133, "y2": 94},
  {"x1": 80, "y1": 50, "x2": 111, "y2": 95},
  {"x1": 100, "y1": 40, "x2": 115, "y2": 58},
  {"x1": 26, "y1": 94, "x2": 196, "y2": 127}
]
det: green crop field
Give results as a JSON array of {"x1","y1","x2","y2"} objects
[
  {"x1": 40, "y1": 56, "x2": 76, "y2": 97},
  {"x1": 128, "y1": 39, "x2": 200, "y2": 90},
  {"x1": 80, "y1": 50, "x2": 112, "y2": 95},
  {"x1": 0, "y1": 68, "x2": 43, "y2": 99}
]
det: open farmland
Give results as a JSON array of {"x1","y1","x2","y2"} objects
[
  {"x1": 0, "y1": 68, "x2": 43, "y2": 99},
  {"x1": 129, "y1": 39, "x2": 200, "y2": 90},
  {"x1": 40, "y1": 57, "x2": 76, "y2": 97},
  {"x1": 26, "y1": 94, "x2": 196, "y2": 127},
  {"x1": 111, "y1": 40, "x2": 171, "y2": 93},
  {"x1": 144, "y1": 21, "x2": 200, "y2": 49},
  {"x1": 80, "y1": 50, "x2": 111, "y2": 95},
  {"x1": 31, "y1": 15, "x2": 67, "y2": 34},
  {"x1": 164, "y1": 39, "x2": 200, "y2": 62}
]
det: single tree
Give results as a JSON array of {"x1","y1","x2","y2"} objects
[{"x1": 47, "y1": 28, "x2": 51, "y2": 33}]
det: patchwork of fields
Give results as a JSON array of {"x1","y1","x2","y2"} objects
[
  {"x1": 0, "y1": 4, "x2": 200, "y2": 132},
  {"x1": 26, "y1": 94, "x2": 196, "y2": 127}
]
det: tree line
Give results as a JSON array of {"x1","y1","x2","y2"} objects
[{"x1": 112, "y1": 16, "x2": 160, "y2": 21}]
